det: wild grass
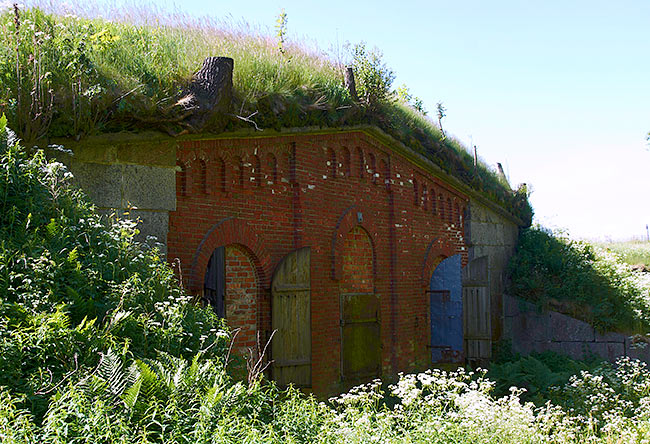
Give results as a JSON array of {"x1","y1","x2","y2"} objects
[
  {"x1": 594, "y1": 240, "x2": 650, "y2": 268},
  {"x1": 0, "y1": 1, "x2": 532, "y2": 222}
]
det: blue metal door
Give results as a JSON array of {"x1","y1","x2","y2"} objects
[{"x1": 429, "y1": 254, "x2": 463, "y2": 363}]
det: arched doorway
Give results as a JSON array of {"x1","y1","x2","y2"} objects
[
  {"x1": 271, "y1": 247, "x2": 311, "y2": 387},
  {"x1": 429, "y1": 254, "x2": 463, "y2": 364},
  {"x1": 340, "y1": 226, "x2": 380, "y2": 382},
  {"x1": 203, "y1": 244, "x2": 259, "y2": 356}
]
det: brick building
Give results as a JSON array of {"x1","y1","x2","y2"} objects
[
  {"x1": 168, "y1": 129, "x2": 472, "y2": 395},
  {"x1": 60, "y1": 125, "x2": 521, "y2": 396}
]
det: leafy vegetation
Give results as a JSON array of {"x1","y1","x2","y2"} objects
[
  {"x1": 489, "y1": 347, "x2": 604, "y2": 404},
  {"x1": 0, "y1": 115, "x2": 227, "y2": 420},
  {"x1": 508, "y1": 227, "x2": 650, "y2": 332},
  {"x1": 0, "y1": 2, "x2": 532, "y2": 223}
]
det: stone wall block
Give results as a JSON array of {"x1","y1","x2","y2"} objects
[
  {"x1": 469, "y1": 202, "x2": 488, "y2": 223},
  {"x1": 470, "y1": 222, "x2": 490, "y2": 245},
  {"x1": 505, "y1": 294, "x2": 537, "y2": 317},
  {"x1": 510, "y1": 311, "x2": 550, "y2": 343},
  {"x1": 605, "y1": 342, "x2": 625, "y2": 361},
  {"x1": 549, "y1": 310, "x2": 595, "y2": 342},
  {"x1": 505, "y1": 227, "x2": 519, "y2": 247},
  {"x1": 547, "y1": 341, "x2": 587, "y2": 360},
  {"x1": 121, "y1": 165, "x2": 176, "y2": 211},
  {"x1": 493, "y1": 226, "x2": 505, "y2": 246},
  {"x1": 594, "y1": 330, "x2": 626, "y2": 343},
  {"x1": 68, "y1": 161, "x2": 122, "y2": 208}
]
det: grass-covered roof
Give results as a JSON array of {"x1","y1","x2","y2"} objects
[{"x1": 0, "y1": 3, "x2": 532, "y2": 223}]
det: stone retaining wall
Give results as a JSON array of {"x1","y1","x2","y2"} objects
[{"x1": 504, "y1": 294, "x2": 650, "y2": 363}]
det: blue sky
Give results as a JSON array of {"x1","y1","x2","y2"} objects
[{"x1": 125, "y1": 1, "x2": 650, "y2": 239}]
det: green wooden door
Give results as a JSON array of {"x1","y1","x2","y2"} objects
[
  {"x1": 271, "y1": 247, "x2": 311, "y2": 387},
  {"x1": 340, "y1": 292, "x2": 381, "y2": 381}
]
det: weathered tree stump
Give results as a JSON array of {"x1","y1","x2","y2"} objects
[
  {"x1": 178, "y1": 56, "x2": 234, "y2": 132},
  {"x1": 344, "y1": 66, "x2": 358, "y2": 102}
]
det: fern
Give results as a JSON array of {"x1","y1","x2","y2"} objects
[{"x1": 94, "y1": 349, "x2": 138, "y2": 400}]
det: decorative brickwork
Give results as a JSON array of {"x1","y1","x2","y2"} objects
[{"x1": 168, "y1": 130, "x2": 469, "y2": 395}]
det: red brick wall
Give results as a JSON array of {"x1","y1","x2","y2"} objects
[
  {"x1": 168, "y1": 131, "x2": 468, "y2": 396},
  {"x1": 224, "y1": 245, "x2": 258, "y2": 358},
  {"x1": 341, "y1": 226, "x2": 374, "y2": 294}
]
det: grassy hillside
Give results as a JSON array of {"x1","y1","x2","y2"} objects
[
  {"x1": 594, "y1": 240, "x2": 650, "y2": 268},
  {"x1": 508, "y1": 227, "x2": 650, "y2": 333},
  {"x1": 0, "y1": 2, "x2": 532, "y2": 223}
]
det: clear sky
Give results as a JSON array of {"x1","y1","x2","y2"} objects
[{"x1": 116, "y1": 1, "x2": 650, "y2": 239}]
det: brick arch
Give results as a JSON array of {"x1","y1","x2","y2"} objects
[
  {"x1": 331, "y1": 205, "x2": 379, "y2": 281},
  {"x1": 421, "y1": 237, "x2": 457, "y2": 287},
  {"x1": 188, "y1": 217, "x2": 272, "y2": 292}
]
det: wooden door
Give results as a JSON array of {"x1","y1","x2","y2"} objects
[
  {"x1": 340, "y1": 291, "x2": 381, "y2": 381},
  {"x1": 462, "y1": 256, "x2": 491, "y2": 360},
  {"x1": 271, "y1": 247, "x2": 311, "y2": 387}
]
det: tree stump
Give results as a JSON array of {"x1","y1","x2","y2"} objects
[{"x1": 183, "y1": 56, "x2": 234, "y2": 132}]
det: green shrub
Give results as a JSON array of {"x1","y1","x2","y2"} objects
[
  {"x1": 508, "y1": 227, "x2": 650, "y2": 332},
  {"x1": 0, "y1": 116, "x2": 227, "y2": 419},
  {"x1": 349, "y1": 42, "x2": 395, "y2": 107}
]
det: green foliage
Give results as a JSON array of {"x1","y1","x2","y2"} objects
[
  {"x1": 0, "y1": 135, "x2": 227, "y2": 419},
  {"x1": 4, "y1": 352, "x2": 650, "y2": 443},
  {"x1": 348, "y1": 42, "x2": 395, "y2": 107},
  {"x1": 275, "y1": 9, "x2": 289, "y2": 59},
  {"x1": 436, "y1": 102, "x2": 447, "y2": 139},
  {"x1": 489, "y1": 349, "x2": 604, "y2": 404},
  {"x1": 508, "y1": 227, "x2": 650, "y2": 332},
  {"x1": 395, "y1": 84, "x2": 426, "y2": 115}
]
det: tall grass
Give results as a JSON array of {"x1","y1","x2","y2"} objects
[
  {"x1": 0, "y1": 1, "x2": 531, "y2": 222},
  {"x1": 594, "y1": 240, "x2": 650, "y2": 268}
]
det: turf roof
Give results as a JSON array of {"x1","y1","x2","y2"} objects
[{"x1": 0, "y1": 3, "x2": 532, "y2": 223}]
